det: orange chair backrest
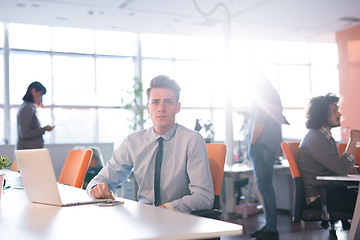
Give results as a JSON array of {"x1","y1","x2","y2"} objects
[
  {"x1": 337, "y1": 143, "x2": 347, "y2": 156},
  {"x1": 356, "y1": 148, "x2": 360, "y2": 165},
  {"x1": 59, "y1": 149, "x2": 93, "y2": 188},
  {"x1": 338, "y1": 143, "x2": 360, "y2": 165},
  {"x1": 206, "y1": 143, "x2": 226, "y2": 196},
  {"x1": 11, "y1": 158, "x2": 19, "y2": 172},
  {"x1": 281, "y1": 142, "x2": 301, "y2": 178}
]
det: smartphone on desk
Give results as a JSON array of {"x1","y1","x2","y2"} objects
[{"x1": 98, "y1": 200, "x2": 124, "y2": 207}]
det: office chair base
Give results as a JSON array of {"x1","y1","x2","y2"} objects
[{"x1": 321, "y1": 220, "x2": 329, "y2": 229}]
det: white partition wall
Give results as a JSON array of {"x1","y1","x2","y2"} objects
[{"x1": 0, "y1": 143, "x2": 114, "y2": 179}]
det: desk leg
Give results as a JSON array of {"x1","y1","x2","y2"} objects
[
  {"x1": 249, "y1": 175, "x2": 266, "y2": 215},
  {"x1": 242, "y1": 175, "x2": 265, "y2": 218},
  {"x1": 225, "y1": 177, "x2": 236, "y2": 214},
  {"x1": 348, "y1": 182, "x2": 360, "y2": 240},
  {"x1": 243, "y1": 176, "x2": 253, "y2": 218},
  {"x1": 220, "y1": 196, "x2": 229, "y2": 220}
]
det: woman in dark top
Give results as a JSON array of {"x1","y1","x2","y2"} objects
[{"x1": 16, "y1": 81, "x2": 54, "y2": 150}]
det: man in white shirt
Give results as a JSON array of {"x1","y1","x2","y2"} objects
[{"x1": 87, "y1": 75, "x2": 214, "y2": 213}]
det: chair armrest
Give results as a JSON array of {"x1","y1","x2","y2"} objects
[{"x1": 192, "y1": 209, "x2": 221, "y2": 220}]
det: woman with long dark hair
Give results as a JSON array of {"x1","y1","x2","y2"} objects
[{"x1": 16, "y1": 81, "x2": 54, "y2": 150}]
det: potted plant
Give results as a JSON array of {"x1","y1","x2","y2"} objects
[
  {"x1": 122, "y1": 77, "x2": 148, "y2": 131},
  {"x1": 0, "y1": 155, "x2": 13, "y2": 200}
]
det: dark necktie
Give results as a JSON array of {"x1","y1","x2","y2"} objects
[{"x1": 154, "y1": 137, "x2": 163, "y2": 206}]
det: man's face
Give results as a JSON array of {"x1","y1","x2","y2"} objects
[
  {"x1": 147, "y1": 88, "x2": 180, "y2": 135},
  {"x1": 327, "y1": 103, "x2": 342, "y2": 128}
]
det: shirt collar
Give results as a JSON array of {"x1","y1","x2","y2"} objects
[
  {"x1": 320, "y1": 127, "x2": 332, "y2": 140},
  {"x1": 152, "y1": 123, "x2": 177, "y2": 141}
]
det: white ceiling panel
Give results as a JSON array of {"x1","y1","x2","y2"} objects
[{"x1": 0, "y1": 0, "x2": 359, "y2": 42}]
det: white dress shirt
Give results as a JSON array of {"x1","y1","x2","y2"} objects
[{"x1": 87, "y1": 123, "x2": 214, "y2": 213}]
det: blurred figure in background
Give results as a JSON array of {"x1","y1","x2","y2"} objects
[
  {"x1": 248, "y1": 75, "x2": 283, "y2": 240},
  {"x1": 17, "y1": 81, "x2": 54, "y2": 150},
  {"x1": 297, "y1": 94, "x2": 360, "y2": 226}
]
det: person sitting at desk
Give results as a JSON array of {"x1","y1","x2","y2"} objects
[
  {"x1": 87, "y1": 75, "x2": 214, "y2": 213},
  {"x1": 297, "y1": 94, "x2": 360, "y2": 215}
]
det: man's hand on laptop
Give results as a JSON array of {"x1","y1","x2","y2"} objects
[{"x1": 90, "y1": 183, "x2": 115, "y2": 200}]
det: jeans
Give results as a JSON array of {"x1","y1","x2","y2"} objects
[{"x1": 249, "y1": 144, "x2": 278, "y2": 232}]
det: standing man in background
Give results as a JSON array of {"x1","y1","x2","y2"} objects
[{"x1": 249, "y1": 76, "x2": 283, "y2": 240}]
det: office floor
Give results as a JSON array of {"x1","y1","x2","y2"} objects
[{"x1": 221, "y1": 210, "x2": 360, "y2": 240}]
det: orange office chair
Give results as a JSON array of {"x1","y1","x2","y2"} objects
[
  {"x1": 281, "y1": 142, "x2": 352, "y2": 240},
  {"x1": 11, "y1": 158, "x2": 19, "y2": 172},
  {"x1": 72, "y1": 146, "x2": 105, "y2": 189},
  {"x1": 58, "y1": 149, "x2": 93, "y2": 189},
  {"x1": 337, "y1": 143, "x2": 347, "y2": 156},
  {"x1": 338, "y1": 142, "x2": 360, "y2": 165},
  {"x1": 192, "y1": 143, "x2": 226, "y2": 220}
]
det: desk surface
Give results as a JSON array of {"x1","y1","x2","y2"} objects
[
  {"x1": 0, "y1": 170, "x2": 243, "y2": 240},
  {"x1": 224, "y1": 162, "x2": 289, "y2": 175},
  {"x1": 316, "y1": 174, "x2": 360, "y2": 181}
]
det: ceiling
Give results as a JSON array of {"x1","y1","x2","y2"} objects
[{"x1": 0, "y1": 0, "x2": 360, "y2": 43}]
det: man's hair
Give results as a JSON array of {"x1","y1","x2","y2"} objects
[
  {"x1": 22, "y1": 81, "x2": 47, "y2": 103},
  {"x1": 146, "y1": 75, "x2": 181, "y2": 102},
  {"x1": 305, "y1": 93, "x2": 339, "y2": 129}
]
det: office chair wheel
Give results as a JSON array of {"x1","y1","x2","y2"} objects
[
  {"x1": 328, "y1": 229, "x2": 337, "y2": 240},
  {"x1": 321, "y1": 220, "x2": 329, "y2": 229},
  {"x1": 341, "y1": 220, "x2": 351, "y2": 230}
]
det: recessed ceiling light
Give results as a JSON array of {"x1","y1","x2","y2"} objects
[{"x1": 16, "y1": 3, "x2": 26, "y2": 7}]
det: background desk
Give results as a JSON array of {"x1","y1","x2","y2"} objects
[
  {"x1": 223, "y1": 162, "x2": 292, "y2": 218},
  {"x1": 317, "y1": 174, "x2": 360, "y2": 240},
  {"x1": 0, "y1": 170, "x2": 243, "y2": 240}
]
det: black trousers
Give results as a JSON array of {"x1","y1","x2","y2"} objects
[{"x1": 308, "y1": 185, "x2": 357, "y2": 213}]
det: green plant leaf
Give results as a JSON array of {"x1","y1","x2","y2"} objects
[{"x1": 0, "y1": 155, "x2": 13, "y2": 169}]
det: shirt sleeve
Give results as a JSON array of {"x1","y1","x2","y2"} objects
[
  {"x1": 308, "y1": 135, "x2": 354, "y2": 175},
  {"x1": 342, "y1": 151, "x2": 355, "y2": 163},
  {"x1": 86, "y1": 139, "x2": 133, "y2": 196},
  {"x1": 170, "y1": 133, "x2": 214, "y2": 213}
]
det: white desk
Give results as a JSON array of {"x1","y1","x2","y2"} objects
[
  {"x1": 0, "y1": 170, "x2": 243, "y2": 240},
  {"x1": 317, "y1": 174, "x2": 360, "y2": 240}
]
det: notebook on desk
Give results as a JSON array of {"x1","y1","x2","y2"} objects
[{"x1": 15, "y1": 148, "x2": 112, "y2": 207}]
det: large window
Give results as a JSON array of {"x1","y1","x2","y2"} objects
[
  {"x1": 6, "y1": 23, "x2": 136, "y2": 148},
  {"x1": 9, "y1": 51, "x2": 52, "y2": 105},
  {"x1": 0, "y1": 22, "x2": 340, "y2": 151},
  {"x1": 0, "y1": 23, "x2": 6, "y2": 143}
]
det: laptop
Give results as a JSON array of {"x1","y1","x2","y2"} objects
[{"x1": 15, "y1": 148, "x2": 113, "y2": 207}]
